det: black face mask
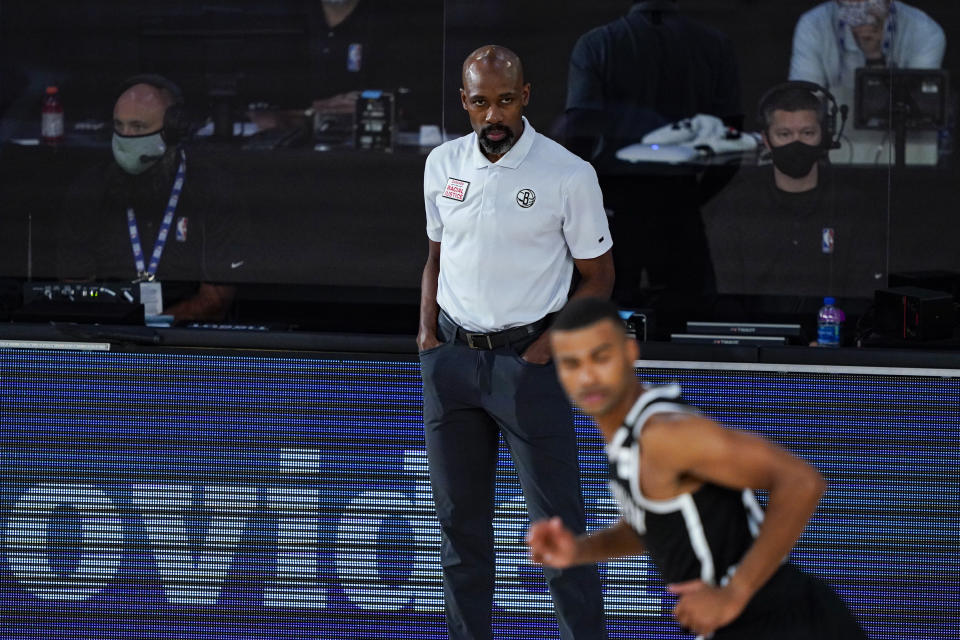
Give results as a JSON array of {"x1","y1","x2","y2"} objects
[{"x1": 769, "y1": 140, "x2": 825, "y2": 179}]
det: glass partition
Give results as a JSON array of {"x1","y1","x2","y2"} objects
[
  {"x1": 0, "y1": 0, "x2": 444, "y2": 326},
  {"x1": 0, "y1": 0, "x2": 956, "y2": 341},
  {"x1": 442, "y1": 0, "x2": 956, "y2": 343},
  {"x1": 883, "y1": 1, "x2": 957, "y2": 343}
]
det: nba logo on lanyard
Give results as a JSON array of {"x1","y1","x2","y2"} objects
[
  {"x1": 176, "y1": 217, "x2": 189, "y2": 243},
  {"x1": 822, "y1": 227, "x2": 835, "y2": 254},
  {"x1": 347, "y1": 43, "x2": 363, "y2": 72}
]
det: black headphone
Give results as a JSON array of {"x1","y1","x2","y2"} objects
[
  {"x1": 756, "y1": 80, "x2": 848, "y2": 151},
  {"x1": 116, "y1": 74, "x2": 188, "y2": 145}
]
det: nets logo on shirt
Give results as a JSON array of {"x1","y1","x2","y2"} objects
[
  {"x1": 516, "y1": 189, "x2": 536, "y2": 208},
  {"x1": 443, "y1": 178, "x2": 470, "y2": 202}
]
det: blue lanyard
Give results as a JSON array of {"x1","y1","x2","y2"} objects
[
  {"x1": 836, "y1": 1, "x2": 898, "y2": 82},
  {"x1": 127, "y1": 150, "x2": 186, "y2": 281}
]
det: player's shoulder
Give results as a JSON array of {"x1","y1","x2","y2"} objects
[
  {"x1": 626, "y1": 383, "x2": 693, "y2": 428},
  {"x1": 638, "y1": 414, "x2": 681, "y2": 449},
  {"x1": 630, "y1": 383, "x2": 688, "y2": 416},
  {"x1": 637, "y1": 396, "x2": 711, "y2": 455}
]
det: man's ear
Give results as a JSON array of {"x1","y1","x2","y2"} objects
[{"x1": 460, "y1": 88, "x2": 468, "y2": 111}]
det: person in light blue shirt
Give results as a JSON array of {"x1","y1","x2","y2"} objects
[{"x1": 788, "y1": 0, "x2": 946, "y2": 164}]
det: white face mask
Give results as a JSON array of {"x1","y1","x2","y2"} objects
[
  {"x1": 112, "y1": 131, "x2": 166, "y2": 175},
  {"x1": 837, "y1": 0, "x2": 889, "y2": 27}
]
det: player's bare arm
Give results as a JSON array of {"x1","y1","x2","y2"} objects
[
  {"x1": 642, "y1": 413, "x2": 826, "y2": 635},
  {"x1": 527, "y1": 516, "x2": 645, "y2": 569},
  {"x1": 571, "y1": 251, "x2": 615, "y2": 302},
  {"x1": 165, "y1": 284, "x2": 236, "y2": 324}
]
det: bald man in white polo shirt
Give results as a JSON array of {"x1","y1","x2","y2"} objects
[{"x1": 417, "y1": 45, "x2": 614, "y2": 640}]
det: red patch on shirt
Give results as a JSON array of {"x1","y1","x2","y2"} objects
[{"x1": 442, "y1": 178, "x2": 470, "y2": 202}]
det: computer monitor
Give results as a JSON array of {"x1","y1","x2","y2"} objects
[{"x1": 854, "y1": 68, "x2": 949, "y2": 131}]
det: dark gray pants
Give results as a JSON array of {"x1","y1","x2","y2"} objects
[{"x1": 420, "y1": 312, "x2": 607, "y2": 640}]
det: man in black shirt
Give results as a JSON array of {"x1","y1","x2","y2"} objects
[
  {"x1": 703, "y1": 83, "x2": 886, "y2": 298},
  {"x1": 57, "y1": 76, "x2": 248, "y2": 323},
  {"x1": 306, "y1": 0, "x2": 443, "y2": 131},
  {"x1": 564, "y1": 0, "x2": 742, "y2": 304}
]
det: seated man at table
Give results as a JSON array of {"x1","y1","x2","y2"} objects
[
  {"x1": 703, "y1": 82, "x2": 885, "y2": 299},
  {"x1": 246, "y1": 0, "x2": 442, "y2": 140},
  {"x1": 57, "y1": 74, "x2": 248, "y2": 323}
]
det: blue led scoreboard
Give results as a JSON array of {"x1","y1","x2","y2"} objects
[{"x1": 1, "y1": 346, "x2": 957, "y2": 638}]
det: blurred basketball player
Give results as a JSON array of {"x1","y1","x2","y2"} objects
[{"x1": 527, "y1": 297, "x2": 867, "y2": 639}]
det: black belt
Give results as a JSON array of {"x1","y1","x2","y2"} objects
[{"x1": 445, "y1": 314, "x2": 552, "y2": 350}]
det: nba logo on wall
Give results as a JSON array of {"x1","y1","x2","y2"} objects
[{"x1": 821, "y1": 227, "x2": 834, "y2": 254}]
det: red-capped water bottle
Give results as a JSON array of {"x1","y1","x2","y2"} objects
[
  {"x1": 817, "y1": 297, "x2": 845, "y2": 347},
  {"x1": 41, "y1": 86, "x2": 64, "y2": 145}
]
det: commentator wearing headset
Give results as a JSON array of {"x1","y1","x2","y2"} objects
[
  {"x1": 57, "y1": 74, "x2": 249, "y2": 323},
  {"x1": 703, "y1": 82, "x2": 886, "y2": 299}
]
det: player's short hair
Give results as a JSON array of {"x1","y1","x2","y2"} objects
[{"x1": 552, "y1": 297, "x2": 625, "y2": 333}]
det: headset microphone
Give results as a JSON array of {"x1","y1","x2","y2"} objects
[{"x1": 835, "y1": 104, "x2": 850, "y2": 149}]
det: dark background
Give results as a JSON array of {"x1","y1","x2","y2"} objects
[
  {"x1": 0, "y1": 0, "x2": 958, "y2": 328},
  {"x1": 440, "y1": 0, "x2": 960, "y2": 135}
]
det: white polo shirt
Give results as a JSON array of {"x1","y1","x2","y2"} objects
[{"x1": 424, "y1": 117, "x2": 612, "y2": 332}]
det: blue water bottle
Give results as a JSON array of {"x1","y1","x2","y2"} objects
[{"x1": 817, "y1": 297, "x2": 845, "y2": 347}]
